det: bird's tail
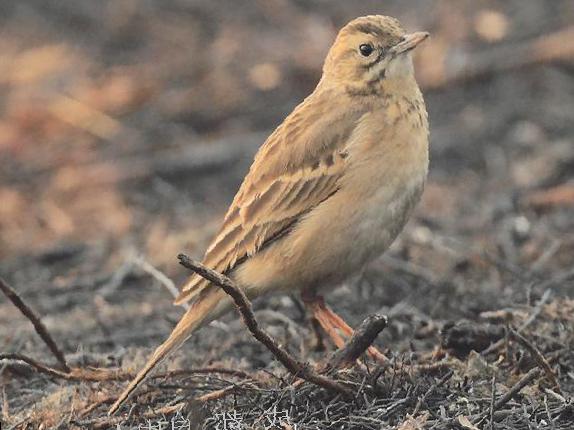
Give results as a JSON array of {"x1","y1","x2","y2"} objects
[{"x1": 108, "y1": 288, "x2": 225, "y2": 415}]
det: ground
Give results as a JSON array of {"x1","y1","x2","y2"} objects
[{"x1": 0, "y1": 1, "x2": 573, "y2": 429}]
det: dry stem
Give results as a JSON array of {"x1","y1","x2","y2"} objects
[
  {"x1": 0, "y1": 277, "x2": 69, "y2": 372},
  {"x1": 177, "y1": 253, "x2": 354, "y2": 398}
]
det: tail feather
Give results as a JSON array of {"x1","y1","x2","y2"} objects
[
  {"x1": 108, "y1": 289, "x2": 223, "y2": 415},
  {"x1": 174, "y1": 275, "x2": 209, "y2": 305}
]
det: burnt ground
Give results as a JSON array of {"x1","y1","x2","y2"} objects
[{"x1": 0, "y1": 1, "x2": 573, "y2": 429}]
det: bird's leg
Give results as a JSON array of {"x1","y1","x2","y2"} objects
[
  {"x1": 310, "y1": 317, "x2": 326, "y2": 351},
  {"x1": 302, "y1": 294, "x2": 347, "y2": 349},
  {"x1": 301, "y1": 291, "x2": 387, "y2": 362},
  {"x1": 315, "y1": 297, "x2": 388, "y2": 363}
]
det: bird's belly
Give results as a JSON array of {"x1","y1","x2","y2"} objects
[
  {"x1": 281, "y1": 171, "x2": 425, "y2": 290},
  {"x1": 330, "y1": 176, "x2": 424, "y2": 273},
  {"x1": 234, "y1": 170, "x2": 426, "y2": 295}
]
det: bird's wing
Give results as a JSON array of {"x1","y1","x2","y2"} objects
[{"x1": 175, "y1": 94, "x2": 357, "y2": 304}]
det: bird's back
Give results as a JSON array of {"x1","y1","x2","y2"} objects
[{"x1": 175, "y1": 85, "x2": 367, "y2": 304}]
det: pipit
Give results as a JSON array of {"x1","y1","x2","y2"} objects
[{"x1": 110, "y1": 14, "x2": 429, "y2": 414}]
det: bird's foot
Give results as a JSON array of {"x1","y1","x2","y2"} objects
[{"x1": 302, "y1": 294, "x2": 387, "y2": 363}]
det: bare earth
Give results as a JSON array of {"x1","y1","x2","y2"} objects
[{"x1": 0, "y1": 1, "x2": 573, "y2": 429}]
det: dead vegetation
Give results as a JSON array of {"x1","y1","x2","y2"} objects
[{"x1": 1, "y1": 1, "x2": 573, "y2": 429}]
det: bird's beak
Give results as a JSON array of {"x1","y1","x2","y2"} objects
[{"x1": 392, "y1": 31, "x2": 430, "y2": 55}]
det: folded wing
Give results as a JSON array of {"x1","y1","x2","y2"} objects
[{"x1": 175, "y1": 93, "x2": 356, "y2": 304}]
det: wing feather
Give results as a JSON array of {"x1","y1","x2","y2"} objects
[{"x1": 175, "y1": 91, "x2": 359, "y2": 304}]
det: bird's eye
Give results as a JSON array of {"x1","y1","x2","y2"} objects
[{"x1": 359, "y1": 44, "x2": 374, "y2": 57}]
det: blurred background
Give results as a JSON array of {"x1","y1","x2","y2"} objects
[{"x1": 1, "y1": 0, "x2": 573, "y2": 426}]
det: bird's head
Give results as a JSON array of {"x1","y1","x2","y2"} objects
[{"x1": 322, "y1": 15, "x2": 428, "y2": 96}]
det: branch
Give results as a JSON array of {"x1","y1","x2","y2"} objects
[
  {"x1": 1, "y1": 352, "x2": 258, "y2": 385},
  {"x1": 0, "y1": 277, "x2": 69, "y2": 372},
  {"x1": 482, "y1": 367, "x2": 541, "y2": 419},
  {"x1": 508, "y1": 328, "x2": 560, "y2": 391},
  {"x1": 327, "y1": 314, "x2": 387, "y2": 369},
  {"x1": 177, "y1": 253, "x2": 353, "y2": 398},
  {"x1": 0, "y1": 353, "x2": 71, "y2": 379},
  {"x1": 0, "y1": 353, "x2": 127, "y2": 381}
]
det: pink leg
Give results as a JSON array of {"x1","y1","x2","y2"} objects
[{"x1": 301, "y1": 292, "x2": 387, "y2": 363}]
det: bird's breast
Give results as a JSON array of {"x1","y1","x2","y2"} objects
[
  {"x1": 266, "y1": 156, "x2": 427, "y2": 290},
  {"x1": 235, "y1": 96, "x2": 429, "y2": 294},
  {"x1": 350, "y1": 168, "x2": 426, "y2": 261},
  {"x1": 287, "y1": 105, "x2": 429, "y2": 287}
]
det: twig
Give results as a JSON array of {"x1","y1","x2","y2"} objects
[
  {"x1": 478, "y1": 367, "x2": 541, "y2": 420},
  {"x1": 529, "y1": 242, "x2": 561, "y2": 274},
  {"x1": 489, "y1": 376, "x2": 495, "y2": 430},
  {"x1": 1, "y1": 385, "x2": 10, "y2": 423},
  {"x1": 544, "y1": 396, "x2": 557, "y2": 430},
  {"x1": 508, "y1": 328, "x2": 560, "y2": 391},
  {"x1": 1, "y1": 352, "x2": 259, "y2": 385},
  {"x1": 326, "y1": 314, "x2": 388, "y2": 369},
  {"x1": 98, "y1": 259, "x2": 135, "y2": 298},
  {"x1": 0, "y1": 277, "x2": 69, "y2": 372},
  {"x1": 177, "y1": 253, "x2": 353, "y2": 398},
  {"x1": 79, "y1": 396, "x2": 117, "y2": 417},
  {"x1": 48, "y1": 94, "x2": 124, "y2": 140},
  {"x1": 79, "y1": 387, "x2": 172, "y2": 418},
  {"x1": 194, "y1": 384, "x2": 246, "y2": 402},
  {"x1": 412, "y1": 370, "x2": 453, "y2": 416},
  {"x1": 481, "y1": 290, "x2": 551, "y2": 357},
  {"x1": 132, "y1": 255, "x2": 189, "y2": 309},
  {"x1": 0, "y1": 353, "x2": 72, "y2": 379},
  {"x1": 519, "y1": 289, "x2": 552, "y2": 331},
  {"x1": 0, "y1": 353, "x2": 127, "y2": 381},
  {"x1": 152, "y1": 367, "x2": 252, "y2": 380},
  {"x1": 409, "y1": 360, "x2": 454, "y2": 374}
]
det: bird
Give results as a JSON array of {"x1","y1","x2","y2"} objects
[{"x1": 109, "y1": 14, "x2": 429, "y2": 414}]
